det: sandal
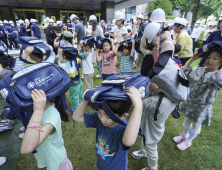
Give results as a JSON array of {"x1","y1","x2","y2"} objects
[
  {"x1": 0, "y1": 119, "x2": 14, "y2": 125},
  {"x1": 0, "y1": 124, "x2": 13, "y2": 132}
]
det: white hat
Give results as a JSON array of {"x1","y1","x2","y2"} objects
[
  {"x1": 19, "y1": 20, "x2": 24, "y2": 24},
  {"x1": 70, "y1": 14, "x2": 76, "y2": 21},
  {"x1": 3, "y1": 20, "x2": 8, "y2": 24},
  {"x1": 56, "y1": 21, "x2": 62, "y2": 25},
  {"x1": 137, "y1": 14, "x2": 144, "y2": 20},
  {"x1": 112, "y1": 19, "x2": 116, "y2": 24},
  {"x1": 89, "y1": 15, "x2": 97, "y2": 21},
  {"x1": 30, "y1": 19, "x2": 35, "y2": 23},
  {"x1": 144, "y1": 22, "x2": 161, "y2": 43},
  {"x1": 49, "y1": 19, "x2": 54, "y2": 23},
  {"x1": 46, "y1": 17, "x2": 50, "y2": 21},
  {"x1": 25, "y1": 19, "x2": 29, "y2": 22},
  {"x1": 114, "y1": 11, "x2": 125, "y2": 21},
  {"x1": 0, "y1": 21, "x2": 3, "y2": 24},
  {"x1": 150, "y1": 8, "x2": 165, "y2": 23},
  {"x1": 173, "y1": 18, "x2": 187, "y2": 27},
  {"x1": 210, "y1": 21, "x2": 217, "y2": 26},
  {"x1": 9, "y1": 21, "x2": 14, "y2": 24},
  {"x1": 196, "y1": 20, "x2": 201, "y2": 24},
  {"x1": 101, "y1": 20, "x2": 105, "y2": 24}
]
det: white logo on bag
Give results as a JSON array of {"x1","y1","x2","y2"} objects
[
  {"x1": 27, "y1": 73, "x2": 54, "y2": 89},
  {"x1": 115, "y1": 74, "x2": 131, "y2": 79}
]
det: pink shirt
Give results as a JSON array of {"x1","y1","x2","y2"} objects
[{"x1": 101, "y1": 51, "x2": 116, "y2": 74}]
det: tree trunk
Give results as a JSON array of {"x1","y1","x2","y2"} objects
[
  {"x1": 191, "y1": 0, "x2": 201, "y2": 28},
  {"x1": 204, "y1": 16, "x2": 208, "y2": 24}
]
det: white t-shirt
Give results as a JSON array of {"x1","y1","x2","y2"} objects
[
  {"x1": 116, "y1": 26, "x2": 128, "y2": 42},
  {"x1": 82, "y1": 52, "x2": 94, "y2": 74}
]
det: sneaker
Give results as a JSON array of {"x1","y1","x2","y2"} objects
[
  {"x1": 95, "y1": 74, "x2": 102, "y2": 78},
  {"x1": 20, "y1": 126, "x2": 25, "y2": 132},
  {"x1": 173, "y1": 134, "x2": 188, "y2": 143},
  {"x1": 0, "y1": 157, "x2": 6, "y2": 166},
  {"x1": 176, "y1": 140, "x2": 191, "y2": 150},
  {"x1": 131, "y1": 150, "x2": 148, "y2": 159},
  {"x1": 141, "y1": 166, "x2": 150, "y2": 170},
  {"x1": 81, "y1": 75, "x2": 84, "y2": 79},
  {"x1": 19, "y1": 132, "x2": 25, "y2": 139}
]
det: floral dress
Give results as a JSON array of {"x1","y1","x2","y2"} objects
[{"x1": 180, "y1": 66, "x2": 222, "y2": 127}]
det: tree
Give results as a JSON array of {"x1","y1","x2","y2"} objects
[
  {"x1": 148, "y1": 1, "x2": 156, "y2": 12},
  {"x1": 158, "y1": 0, "x2": 173, "y2": 15}
]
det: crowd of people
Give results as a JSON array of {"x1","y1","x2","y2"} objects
[{"x1": 0, "y1": 7, "x2": 222, "y2": 170}]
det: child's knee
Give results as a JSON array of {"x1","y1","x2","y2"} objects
[{"x1": 183, "y1": 117, "x2": 193, "y2": 128}]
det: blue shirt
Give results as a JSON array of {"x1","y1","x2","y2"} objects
[
  {"x1": 0, "y1": 26, "x2": 6, "y2": 37},
  {"x1": 107, "y1": 24, "x2": 112, "y2": 31},
  {"x1": 84, "y1": 112, "x2": 130, "y2": 170},
  {"x1": 19, "y1": 25, "x2": 28, "y2": 36},
  {"x1": 112, "y1": 25, "x2": 118, "y2": 35},
  {"x1": 184, "y1": 26, "x2": 191, "y2": 34},
  {"x1": 5, "y1": 26, "x2": 16, "y2": 38},
  {"x1": 71, "y1": 23, "x2": 75, "y2": 31},
  {"x1": 31, "y1": 24, "x2": 41, "y2": 38},
  {"x1": 202, "y1": 30, "x2": 222, "y2": 47}
]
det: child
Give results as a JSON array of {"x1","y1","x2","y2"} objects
[
  {"x1": 173, "y1": 44, "x2": 222, "y2": 150},
  {"x1": 173, "y1": 44, "x2": 182, "y2": 68},
  {"x1": 96, "y1": 38, "x2": 116, "y2": 80},
  {"x1": 56, "y1": 47, "x2": 82, "y2": 112},
  {"x1": 114, "y1": 40, "x2": 135, "y2": 73},
  {"x1": 20, "y1": 89, "x2": 72, "y2": 170},
  {"x1": 72, "y1": 86, "x2": 143, "y2": 170},
  {"x1": 131, "y1": 82, "x2": 176, "y2": 170},
  {"x1": 79, "y1": 39, "x2": 94, "y2": 90}
]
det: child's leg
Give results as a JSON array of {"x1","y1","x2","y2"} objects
[
  {"x1": 78, "y1": 81, "x2": 83, "y2": 105},
  {"x1": 84, "y1": 74, "x2": 89, "y2": 91},
  {"x1": 183, "y1": 117, "x2": 193, "y2": 138},
  {"x1": 187, "y1": 123, "x2": 201, "y2": 143},
  {"x1": 145, "y1": 143, "x2": 158, "y2": 170},
  {"x1": 89, "y1": 72, "x2": 94, "y2": 89},
  {"x1": 69, "y1": 83, "x2": 82, "y2": 112}
]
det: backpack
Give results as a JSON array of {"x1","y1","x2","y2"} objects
[
  {"x1": 0, "y1": 42, "x2": 8, "y2": 54},
  {"x1": 0, "y1": 62, "x2": 71, "y2": 113},
  {"x1": 0, "y1": 105, "x2": 16, "y2": 119},
  {"x1": 118, "y1": 37, "x2": 134, "y2": 52},
  {"x1": 15, "y1": 36, "x2": 53, "y2": 64},
  {"x1": 82, "y1": 72, "x2": 150, "y2": 126},
  {"x1": 148, "y1": 50, "x2": 189, "y2": 120}
]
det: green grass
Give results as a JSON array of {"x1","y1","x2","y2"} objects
[{"x1": 17, "y1": 60, "x2": 222, "y2": 170}]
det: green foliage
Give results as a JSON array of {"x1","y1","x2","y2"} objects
[
  {"x1": 158, "y1": 0, "x2": 173, "y2": 15},
  {"x1": 196, "y1": 30, "x2": 205, "y2": 48},
  {"x1": 166, "y1": 16, "x2": 176, "y2": 20},
  {"x1": 147, "y1": 1, "x2": 156, "y2": 13}
]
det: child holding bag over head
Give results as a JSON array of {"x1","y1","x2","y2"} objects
[
  {"x1": 173, "y1": 42, "x2": 222, "y2": 150},
  {"x1": 20, "y1": 89, "x2": 73, "y2": 170}
]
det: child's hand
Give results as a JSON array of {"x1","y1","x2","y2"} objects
[
  {"x1": 191, "y1": 51, "x2": 199, "y2": 61},
  {"x1": 126, "y1": 86, "x2": 142, "y2": 108},
  {"x1": 31, "y1": 89, "x2": 47, "y2": 113},
  {"x1": 24, "y1": 46, "x2": 34, "y2": 56},
  {"x1": 149, "y1": 82, "x2": 161, "y2": 93},
  {"x1": 131, "y1": 40, "x2": 135, "y2": 45},
  {"x1": 58, "y1": 48, "x2": 63, "y2": 55}
]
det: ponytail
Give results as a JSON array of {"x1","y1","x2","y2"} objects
[{"x1": 54, "y1": 95, "x2": 69, "y2": 122}]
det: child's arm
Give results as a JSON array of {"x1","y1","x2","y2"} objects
[
  {"x1": 111, "y1": 39, "x2": 116, "y2": 57},
  {"x1": 56, "y1": 48, "x2": 63, "y2": 58},
  {"x1": 20, "y1": 89, "x2": 55, "y2": 154},
  {"x1": 72, "y1": 101, "x2": 89, "y2": 122},
  {"x1": 53, "y1": 37, "x2": 60, "y2": 48},
  {"x1": 184, "y1": 52, "x2": 199, "y2": 68},
  {"x1": 96, "y1": 48, "x2": 102, "y2": 62},
  {"x1": 122, "y1": 86, "x2": 142, "y2": 147},
  {"x1": 130, "y1": 40, "x2": 135, "y2": 59},
  {"x1": 114, "y1": 42, "x2": 120, "y2": 57}
]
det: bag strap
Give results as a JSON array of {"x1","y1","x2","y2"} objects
[
  {"x1": 154, "y1": 92, "x2": 164, "y2": 121},
  {"x1": 178, "y1": 70, "x2": 190, "y2": 87},
  {"x1": 116, "y1": 27, "x2": 124, "y2": 39},
  {"x1": 60, "y1": 94, "x2": 73, "y2": 114}
]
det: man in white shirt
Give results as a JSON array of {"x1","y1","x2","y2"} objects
[{"x1": 191, "y1": 21, "x2": 202, "y2": 53}]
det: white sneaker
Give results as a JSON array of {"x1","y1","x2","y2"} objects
[
  {"x1": 81, "y1": 75, "x2": 84, "y2": 79},
  {"x1": 0, "y1": 157, "x2": 6, "y2": 166},
  {"x1": 131, "y1": 150, "x2": 148, "y2": 159},
  {"x1": 176, "y1": 140, "x2": 191, "y2": 150},
  {"x1": 173, "y1": 134, "x2": 188, "y2": 144},
  {"x1": 95, "y1": 74, "x2": 102, "y2": 78}
]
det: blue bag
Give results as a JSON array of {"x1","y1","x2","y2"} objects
[
  {"x1": 118, "y1": 37, "x2": 134, "y2": 52},
  {"x1": 81, "y1": 72, "x2": 149, "y2": 126},
  {"x1": 15, "y1": 36, "x2": 53, "y2": 64},
  {"x1": 82, "y1": 36, "x2": 97, "y2": 46},
  {"x1": 0, "y1": 105, "x2": 16, "y2": 119},
  {"x1": 0, "y1": 62, "x2": 71, "y2": 112},
  {"x1": 95, "y1": 37, "x2": 111, "y2": 49},
  {"x1": 0, "y1": 42, "x2": 8, "y2": 54}
]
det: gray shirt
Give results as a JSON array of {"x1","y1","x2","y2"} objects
[{"x1": 75, "y1": 21, "x2": 86, "y2": 43}]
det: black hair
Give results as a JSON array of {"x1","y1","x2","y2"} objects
[
  {"x1": 31, "y1": 52, "x2": 42, "y2": 59},
  {"x1": 63, "y1": 36, "x2": 73, "y2": 44},
  {"x1": 174, "y1": 44, "x2": 181, "y2": 54},
  {"x1": 84, "y1": 40, "x2": 94, "y2": 49},
  {"x1": 54, "y1": 25, "x2": 63, "y2": 31},
  {"x1": 148, "y1": 11, "x2": 153, "y2": 18},
  {"x1": 54, "y1": 96, "x2": 69, "y2": 122},
  {"x1": 63, "y1": 50, "x2": 74, "y2": 60},
  {"x1": 175, "y1": 23, "x2": 184, "y2": 29},
  {"x1": 0, "y1": 53, "x2": 14, "y2": 68},
  {"x1": 123, "y1": 46, "x2": 131, "y2": 51},
  {"x1": 92, "y1": 22, "x2": 98, "y2": 31},
  {"x1": 211, "y1": 49, "x2": 222, "y2": 58},
  {"x1": 98, "y1": 100, "x2": 132, "y2": 117},
  {"x1": 121, "y1": 20, "x2": 125, "y2": 25}
]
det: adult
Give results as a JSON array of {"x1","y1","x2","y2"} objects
[
  {"x1": 19, "y1": 20, "x2": 29, "y2": 36},
  {"x1": 0, "y1": 21, "x2": 7, "y2": 45},
  {"x1": 131, "y1": 14, "x2": 143, "y2": 37},
  {"x1": 66, "y1": 19, "x2": 73, "y2": 33},
  {"x1": 190, "y1": 21, "x2": 202, "y2": 53},
  {"x1": 203, "y1": 20, "x2": 222, "y2": 45},
  {"x1": 31, "y1": 19, "x2": 41, "y2": 39},
  {"x1": 2, "y1": 20, "x2": 9, "y2": 47},
  {"x1": 184, "y1": 20, "x2": 192, "y2": 35},
  {"x1": 89, "y1": 15, "x2": 104, "y2": 78},
  {"x1": 72, "y1": 15, "x2": 86, "y2": 46},
  {"x1": 111, "y1": 20, "x2": 118, "y2": 35},
  {"x1": 173, "y1": 17, "x2": 193, "y2": 65},
  {"x1": 45, "y1": 19, "x2": 54, "y2": 42},
  {"x1": 114, "y1": 11, "x2": 128, "y2": 73},
  {"x1": 202, "y1": 22, "x2": 217, "y2": 45},
  {"x1": 16, "y1": 21, "x2": 20, "y2": 37},
  {"x1": 106, "y1": 20, "x2": 112, "y2": 32},
  {"x1": 5, "y1": 21, "x2": 19, "y2": 50},
  {"x1": 140, "y1": 8, "x2": 165, "y2": 76},
  {"x1": 25, "y1": 19, "x2": 31, "y2": 36},
  {"x1": 101, "y1": 20, "x2": 107, "y2": 33},
  {"x1": 47, "y1": 25, "x2": 62, "y2": 54},
  {"x1": 70, "y1": 14, "x2": 76, "y2": 32}
]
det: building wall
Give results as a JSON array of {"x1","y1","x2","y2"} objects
[{"x1": 0, "y1": 6, "x2": 15, "y2": 22}]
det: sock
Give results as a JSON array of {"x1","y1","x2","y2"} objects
[
  {"x1": 183, "y1": 126, "x2": 191, "y2": 139},
  {"x1": 187, "y1": 132, "x2": 199, "y2": 143}
]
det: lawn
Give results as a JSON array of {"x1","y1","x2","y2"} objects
[{"x1": 17, "y1": 59, "x2": 222, "y2": 170}]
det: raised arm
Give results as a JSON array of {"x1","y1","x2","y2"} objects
[
  {"x1": 72, "y1": 101, "x2": 89, "y2": 122},
  {"x1": 130, "y1": 40, "x2": 135, "y2": 59},
  {"x1": 96, "y1": 49, "x2": 102, "y2": 62}
]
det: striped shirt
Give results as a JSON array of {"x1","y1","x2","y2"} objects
[{"x1": 118, "y1": 54, "x2": 134, "y2": 73}]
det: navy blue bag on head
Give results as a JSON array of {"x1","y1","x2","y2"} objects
[
  {"x1": 0, "y1": 62, "x2": 71, "y2": 112},
  {"x1": 81, "y1": 36, "x2": 97, "y2": 46},
  {"x1": 15, "y1": 36, "x2": 53, "y2": 64},
  {"x1": 118, "y1": 37, "x2": 134, "y2": 52},
  {"x1": 0, "y1": 42, "x2": 8, "y2": 54},
  {"x1": 95, "y1": 37, "x2": 111, "y2": 49}
]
